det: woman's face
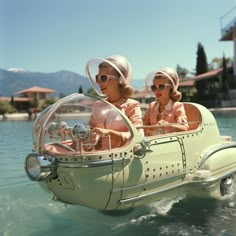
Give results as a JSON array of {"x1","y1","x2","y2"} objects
[
  {"x1": 96, "y1": 66, "x2": 120, "y2": 96},
  {"x1": 152, "y1": 77, "x2": 172, "y2": 101}
]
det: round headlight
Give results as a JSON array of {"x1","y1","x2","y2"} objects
[
  {"x1": 25, "y1": 154, "x2": 41, "y2": 180},
  {"x1": 24, "y1": 153, "x2": 56, "y2": 181}
]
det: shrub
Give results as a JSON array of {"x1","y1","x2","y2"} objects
[
  {"x1": 0, "y1": 100, "x2": 16, "y2": 114},
  {"x1": 40, "y1": 97, "x2": 57, "y2": 111}
]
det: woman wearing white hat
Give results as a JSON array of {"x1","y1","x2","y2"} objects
[
  {"x1": 86, "y1": 55, "x2": 143, "y2": 149},
  {"x1": 143, "y1": 67, "x2": 189, "y2": 136}
]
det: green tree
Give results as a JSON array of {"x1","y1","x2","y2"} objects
[
  {"x1": 78, "y1": 85, "x2": 83, "y2": 94},
  {"x1": 10, "y1": 95, "x2": 15, "y2": 107},
  {"x1": 176, "y1": 64, "x2": 189, "y2": 79},
  {"x1": 0, "y1": 100, "x2": 16, "y2": 114},
  {"x1": 86, "y1": 87, "x2": 97, "y2": 96},
  {"x1": 30, "y1": 97, "x2": 39, "y2": 108},
  {"x1": 196, "y1": 42, "x2": 208, "y2": 75},
  {"x1": 210, "y1": 56, "x2": 233, "y2": 69},
  {"x1": 59, "y1": 92, "x2": 66, "y2": 98},
  {"x1": 221, "y1": 53, "x2": 229, "y2": 93},
  {"x1": 40, "y1": 97, "x2": 57, "y2": 111}
]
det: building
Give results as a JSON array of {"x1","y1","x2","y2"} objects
[
  {"x1": 133, "y1": 66, "x2": 235, "y2": 108},
  {"x1": 133, "y1": 7, "x2": 236, "y2": 109},
  {"x1": 0, "y1": 86, "x2": 56, "y2": 112},
  {"x1": 220, "y1": 6, "x2": 236, "y2": 78},
  {"x1": 180, "y1": 66, "x2": 235, "y2": 108}
]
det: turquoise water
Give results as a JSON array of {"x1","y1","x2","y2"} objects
[{"x1": 1, "y1": 112, "x2": 236, "y2": 236}]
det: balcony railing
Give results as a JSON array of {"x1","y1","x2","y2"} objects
[{"x1": 220, "y1": 6, "x2": 236, "y2": 36}]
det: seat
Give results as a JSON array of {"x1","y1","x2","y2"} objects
[{"x1": 184, "y1": 103, "x2": 202, "y2": 130}]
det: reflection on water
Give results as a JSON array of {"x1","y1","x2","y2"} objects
[
  {"x1": 1, "y1": 112, "x2": 236, "y2": 236},
  {"x1": 211, "y1": 110, "x2": 236, "y2": 140}
]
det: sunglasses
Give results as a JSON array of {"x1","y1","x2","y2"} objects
[
  {"x1": 95, "y1": 74, "x2": 119, "y2": 84},
  {"x1": 150, "y1": 84, "x2": 170, "y2": 92}
]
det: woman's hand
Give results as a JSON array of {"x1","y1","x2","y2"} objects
[
  {"x1": 92, "y1": 127, "x2": 109, "y2": 136},
  {"x1": 157, "y1": 119, "x2": 168, "y2": 127},
  {"x1": 91, "y1": 127, "x2": 123, "y2": 149}
]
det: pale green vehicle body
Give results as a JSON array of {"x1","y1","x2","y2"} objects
[{"x1": 25, "y1": 93, "x2": 236, "y2": 210}]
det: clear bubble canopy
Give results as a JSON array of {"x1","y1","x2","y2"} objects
[{"x1": 32, "y1": 93, "x2": 134, "y2": 156}]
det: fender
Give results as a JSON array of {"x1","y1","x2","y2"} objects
[{"x1": 198, "y1": 142, "x2": 236, "y2": 178}]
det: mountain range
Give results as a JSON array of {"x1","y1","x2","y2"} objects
[
  {"x1": 0, "y1": 68, "x2": 144, "y2": 97},
  {"x1": 0, "y1": 68, "x2": 90, "y2": 97}
]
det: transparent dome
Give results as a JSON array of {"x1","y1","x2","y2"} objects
[{"x1": 32, "y1": 94, "x2": 134, "y2": 156}]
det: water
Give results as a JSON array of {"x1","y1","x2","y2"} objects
[{"x1": 1, "y1": 112, "x2": 236, "y2": 236}]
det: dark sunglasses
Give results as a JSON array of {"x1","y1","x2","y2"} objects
[
  {"x1": 150, "y1": 84, "x2": 170, "y2": 92},
  {"x1": 95, "y1": 74, "x2": 119, "y2": 84}
]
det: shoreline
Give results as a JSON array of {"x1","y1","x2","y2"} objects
[
  {"x1": 209, "y1": 107, "x2": 236, "y2": 112},
  {"x1": 1, "y1": 106, "x2": 236, "y2": 121},
  {"x1": 0, "y1": 113, "x2": 31, "y2": 121}
]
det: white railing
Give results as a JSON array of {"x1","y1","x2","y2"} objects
[{"x1": 220, "y1": 6, "x2": 236, "y2": 36}]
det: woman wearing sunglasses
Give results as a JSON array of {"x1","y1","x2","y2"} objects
[
  {"x1": 86, "y1": 55, "x2": 143, "y2": 149},
  {"x1": 143, "y1": 67, "x2": 189, "y2": 136}
]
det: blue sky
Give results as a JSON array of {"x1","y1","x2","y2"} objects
[{"x1": 0, "y1": 0, "x2": 235, "y2": 79}]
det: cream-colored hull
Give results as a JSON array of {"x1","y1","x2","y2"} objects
[{"x1": 24, "y1": 94, "x2": 236, "y2": 210}]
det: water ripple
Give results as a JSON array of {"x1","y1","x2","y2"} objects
[{"x1": 1, "y1": 115, "x2": 236, "y2": 236}]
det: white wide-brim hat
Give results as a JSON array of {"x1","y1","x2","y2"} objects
[{"x1": 85, "y1": 55, "x2": 132, "y2": 97}]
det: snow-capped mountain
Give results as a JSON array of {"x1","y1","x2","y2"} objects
[
  {"x1": 7, "y1": 68, "x2": 28, "y2": 73},
  {"x1": 0, "y1": 68, "x2": 144, "y2": 97},
  {"x1": 0, "y1": 68, "x2": 90, "y2": 97}
]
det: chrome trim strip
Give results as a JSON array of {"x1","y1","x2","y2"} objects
[
  {"x1": 119, "y1": 182, "x2": 185, "y2": 205},
  {"x1": 119, "y1": 170, "x2": 236, "y2": 205},
  {"x1": 57, "y1": 157, "x2": 131, "y2": 168},
  {"x1": 198, "y1": 142, "x2": 236, "y2": 169},
  {"x1": 196, "y1": 170, "x2": 236, "y2": 185},
  {"x1": 113, "y1": 173, "x2": 186, "y2": 192}
]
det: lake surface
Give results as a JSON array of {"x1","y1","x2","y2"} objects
[{"x1": 1, "y1": 111, "x2": 236, "y2": 236}]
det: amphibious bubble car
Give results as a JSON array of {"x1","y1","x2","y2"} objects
[{"x1": 24, "y1": 93, "x2": 236, "y2": 210}]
